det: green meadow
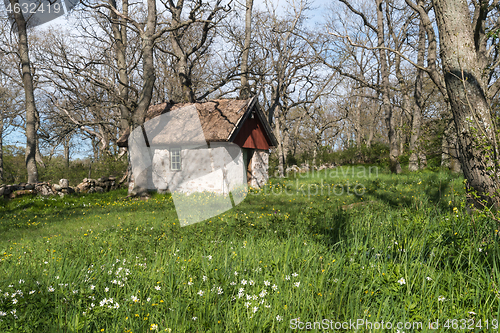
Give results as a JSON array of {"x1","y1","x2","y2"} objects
[{"x1": 0, "y1": 166, "x2": 499, "y2": 332}]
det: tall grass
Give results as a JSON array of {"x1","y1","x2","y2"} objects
[{"x1": 0, "y1": 167, "x2": 499, "y2": 332}]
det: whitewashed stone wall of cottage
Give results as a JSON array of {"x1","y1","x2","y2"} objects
[
  {"x1": 249, "y1": 150, "x2": 269, "y2": 188},
  {"x1": 150, "y1": 146, "x2": 247, "y2": 195}
]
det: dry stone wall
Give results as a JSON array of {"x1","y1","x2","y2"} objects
[{"x1": 0, "y1": 176, "x2": 120, "y2": 199}]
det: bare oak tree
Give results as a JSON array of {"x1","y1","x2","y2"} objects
[
  {"x1": 7, "y1": 0, "x2": 39, "y2": 183},
  {"x1": 431, "y1": 0, "x2": 500, "y2": 207},
  {"x1": 239, "y1": 0, "x2": 254, "y2": 99}
]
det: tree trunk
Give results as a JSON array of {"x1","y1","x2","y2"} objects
[
  {"x1": 449, "y1": 137, "x2": 462, "y2": 173},
  {"x1": 409, "y1": 17, "x2": 425, "y2": 172},
  {"x1": 376, "y1": 0, "x2": 400, "y2": 173},
  {"x1": 354, "y1": 95, "x2": 362, "y2": 147},
  {"x1": 92, "y1": 138, "x2": 99, "y2": 161},
  {"x1": 366, "y1": 128, "x2": 373, "y2": 148},
  {"x1": 239, "y1": 0, "x2": 253, "y2": 99},
  {"x1": 398, "y1": 108, "x2": 405, "y2": 156},
  {"x1": 64, "y1": 136, "x2": 70, "y2": 168},
  {"x1": 128, "y1": 0, "x2": 157, "y2": 196},
  {"x1": 366, "y1": 103, "x2": 376, "y2": 148},
  {"x1": 313, "y1": 136, "x2": 321, "y2": 166},
  {"x1": 441, "y1": 119, "x2": 451, "y2": 168},
  {"x1": 34, "y1": 108, "x2": 45, "y2": 168},
  {"x1": 111, "y1": 0, "x2": 130, "y2": 136},
  {"x1": 432, "y1": 0, "x2": 500, "y2": 207},
  {"x1": 169, "y1": 3, "x2": 195, "y2": 104},
  {"x1": 174, "y1": 55, "x2": 195, "y2": 103},
  {"x1": 11, "y1": 0, "x2": 38, "y2": 183},
  {"x1": 110, "y1": 0, "x2": 130, "y2": 158},
  {"x1": 275, "y1": 111, "x2": 285, "y2": 177},
  {"x1": 408, "y1": 117, "x2": 421, "y2": 171},
  {"x1": 446, "y1": 123, "x2": 462, "y2": 173},
  {"x1": 419, "y1": 152, "x2": 427, "y2": 169},
  {"x1": 35, "y1": 144, "x2": 45, "y2": 168},
  {"x1": 282, "y1": 129, "x2": 290, "y2": 168}
]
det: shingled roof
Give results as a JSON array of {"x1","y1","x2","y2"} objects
[{"x1": 117, "y1": 97, "x2": 277, "y2": 148}]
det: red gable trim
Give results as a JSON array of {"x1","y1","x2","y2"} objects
[{"x1": 232, "y1": 116, "x2": 271, "y2": 150}]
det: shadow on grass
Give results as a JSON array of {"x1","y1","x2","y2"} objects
[
  {"x1": 0, "y1": 189, "x2": 168, "y2": 236},
  {"x1": 306, "y1": 207, "x2": 351, "y2": 247},
  {"x1": 363, "y1": 173, "x2": 454, "y2": 211}
]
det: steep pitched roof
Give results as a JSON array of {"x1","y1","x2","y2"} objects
[{"x1": 117, "y1": 97, "x2": 277, "y2": 148}]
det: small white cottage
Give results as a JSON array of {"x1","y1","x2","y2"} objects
[{"x1": 117, "y1": 97, "x2": 277, "y2": 194}]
